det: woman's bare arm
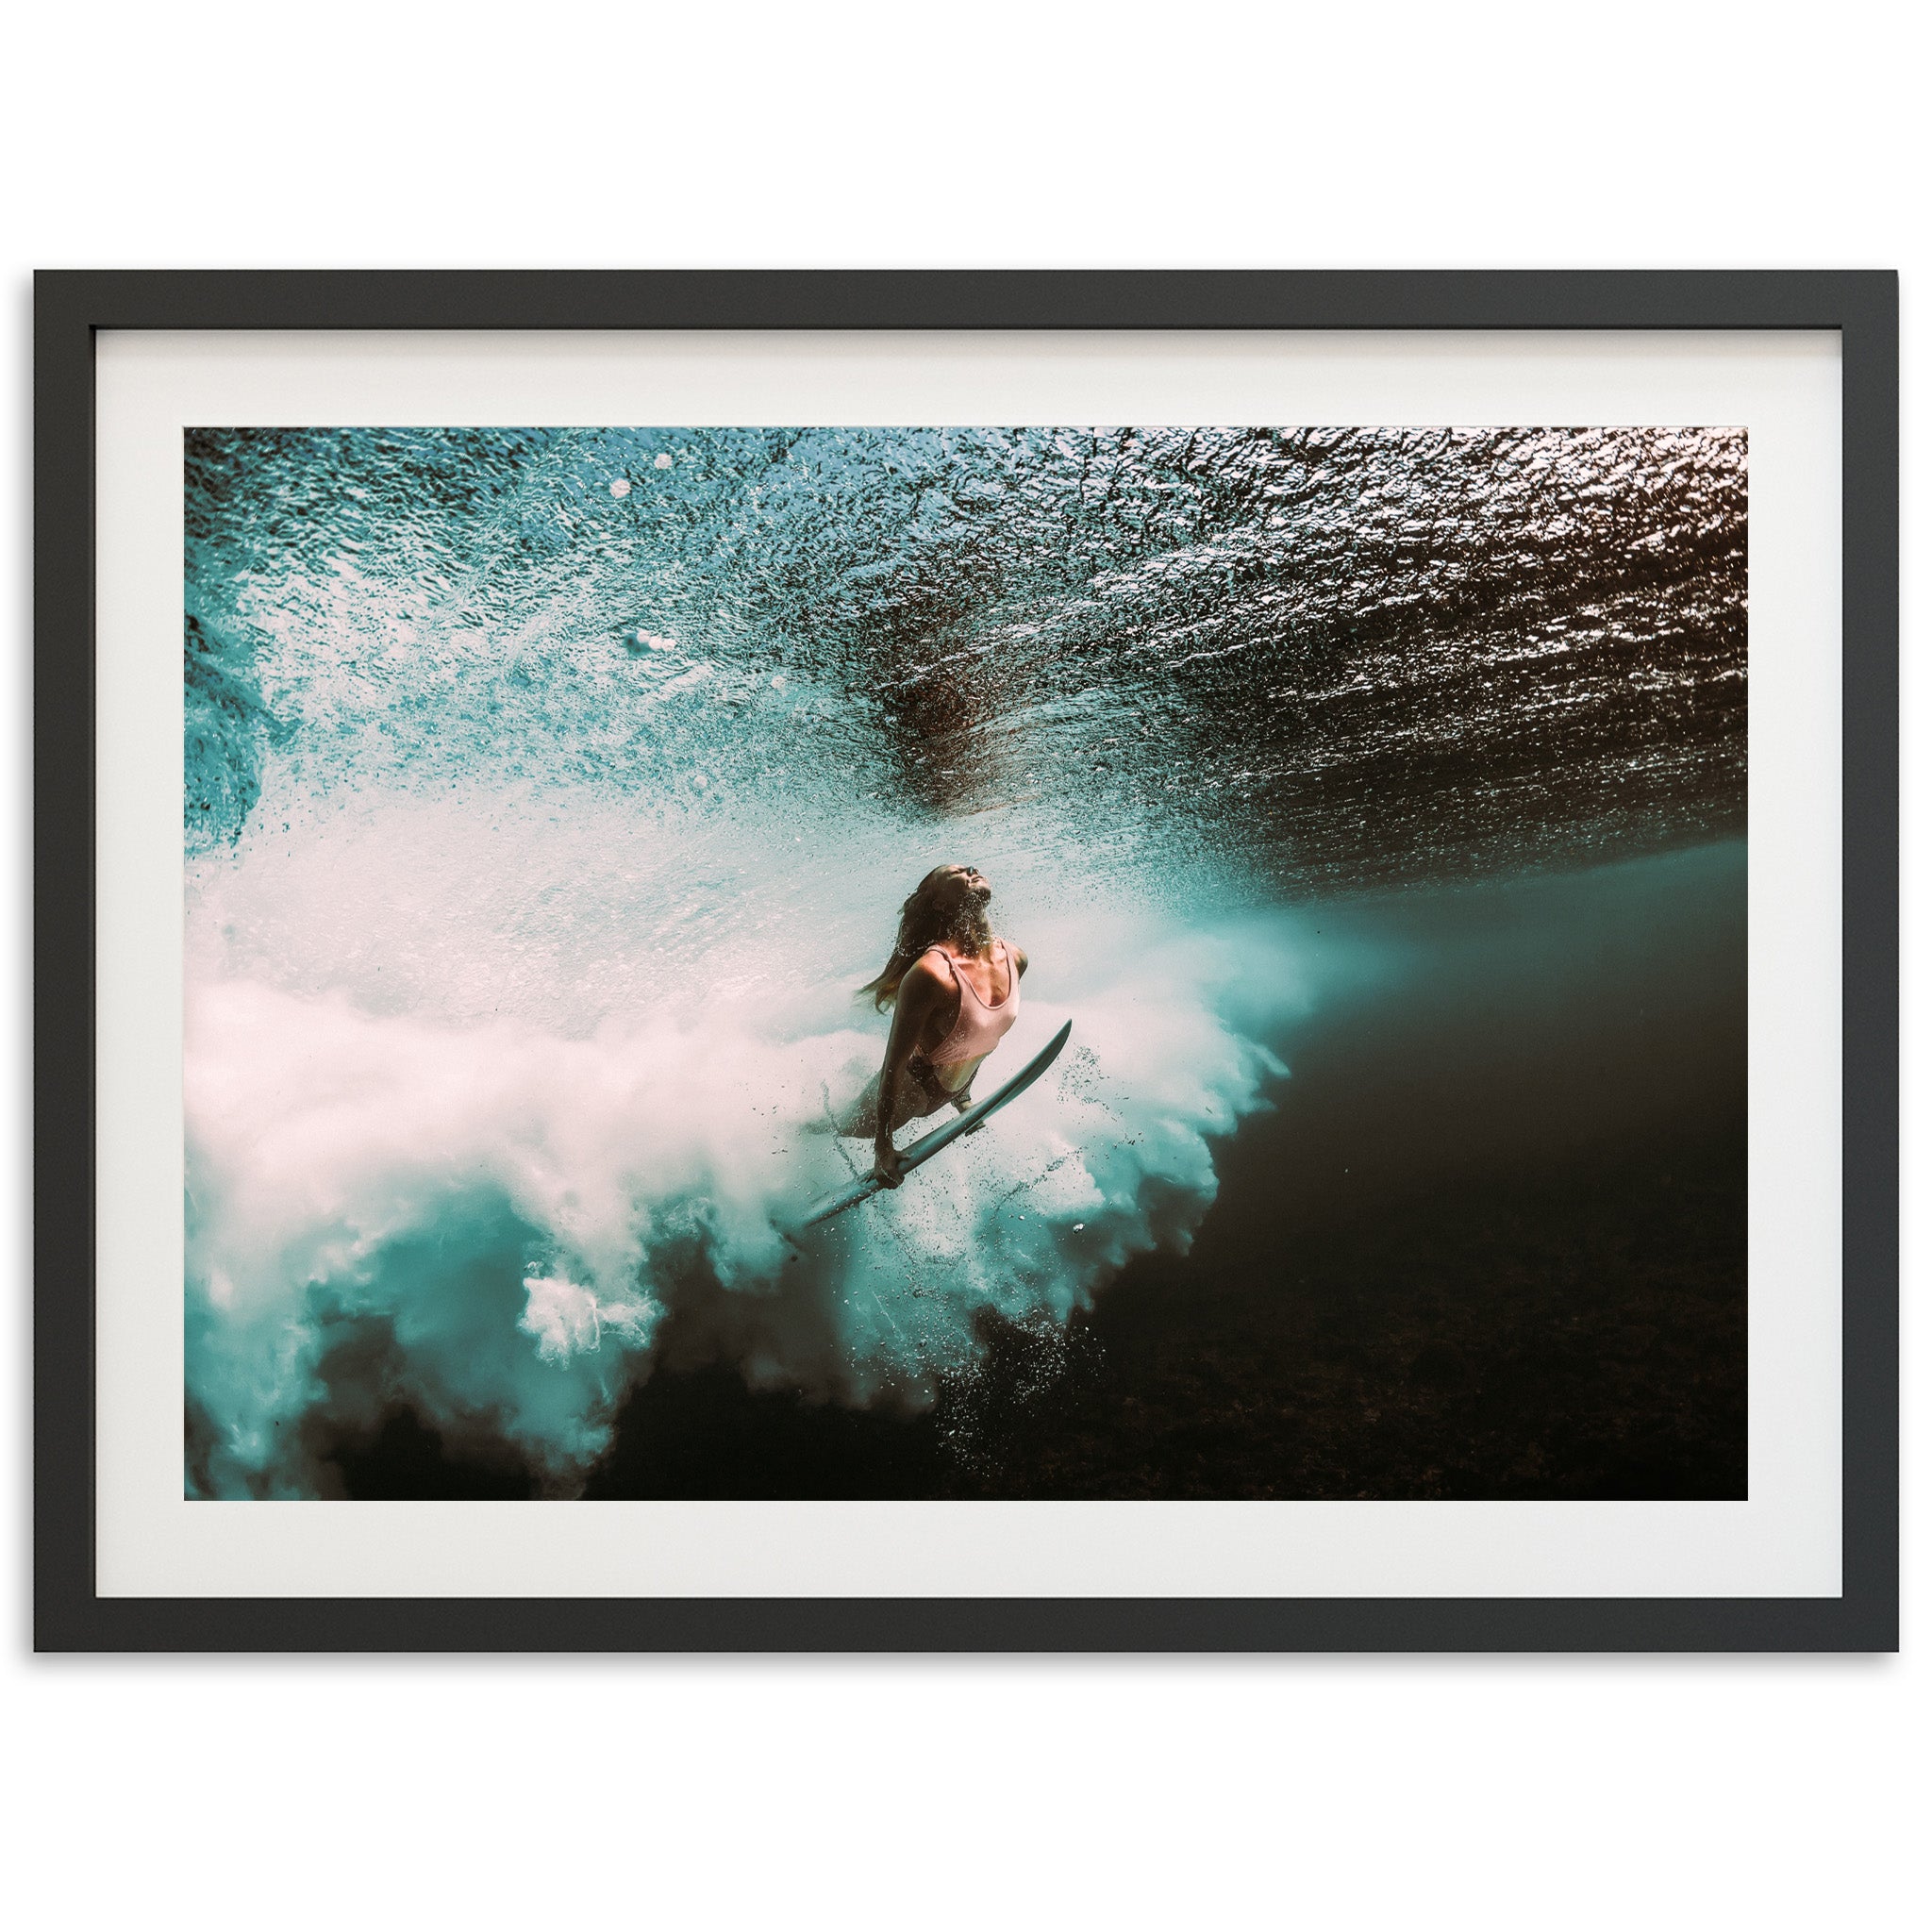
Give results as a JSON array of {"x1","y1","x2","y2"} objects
[{"x1": 873, "y1": 959, "x2": 946, "y2": 1185}]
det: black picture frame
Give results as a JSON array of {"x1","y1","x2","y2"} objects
[{"x1": 35, "y1": 270, "x2": 1899, "y2": 1652}]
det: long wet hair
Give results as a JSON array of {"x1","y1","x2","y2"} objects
[{"x1": 858, "y1": 866, "x2": 991, "y2": 1010}]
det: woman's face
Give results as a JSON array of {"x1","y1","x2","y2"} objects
[{"x1": 940, "y1": 863, "x2": 993, "y2": 907}]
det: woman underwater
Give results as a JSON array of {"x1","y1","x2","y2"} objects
[{"x1": 845, "y1": 864, "x2": 1029, "y2": 1187}]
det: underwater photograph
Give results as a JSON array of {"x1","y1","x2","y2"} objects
[{"x1": 182, "y1": 424, "x2": 1747, "y2": 1502}]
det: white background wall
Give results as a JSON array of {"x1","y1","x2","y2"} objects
[{"x1": 0, "y1": 5, "x2": 1920, "y2": 1925}]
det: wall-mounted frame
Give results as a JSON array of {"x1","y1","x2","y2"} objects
[{"x1": 35, "y1": 270, "x2": 1898, "y2": 1650}]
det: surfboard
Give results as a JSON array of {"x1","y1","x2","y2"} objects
[{"x1": 796, "y1": 1019, "x2": 1074, "y2": 1229}]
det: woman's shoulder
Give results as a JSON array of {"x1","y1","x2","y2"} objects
[{"x1": 904, "y1": 948, "x2": 957, "y2": 991}]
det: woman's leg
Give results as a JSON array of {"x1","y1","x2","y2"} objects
[{"x1": 837, "y1": 1066, "x2": 947, "y2": 1140}]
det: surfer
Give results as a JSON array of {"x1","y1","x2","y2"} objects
[{"x1": 845, "y1": 864, "x2": 1028, "y2": 1189}]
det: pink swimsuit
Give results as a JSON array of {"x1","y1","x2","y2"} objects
[{"x1": 922, "y1": 940, "x2": 1021, "y2": 1066}]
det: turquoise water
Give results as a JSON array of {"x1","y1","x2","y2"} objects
[{"x1": 183, "y1": 426, "x2": 1746, "y2": 1497}]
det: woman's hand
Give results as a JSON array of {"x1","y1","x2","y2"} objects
[{"x1": 872, "y1": 1136, "x2": 905, "y2": 1189}]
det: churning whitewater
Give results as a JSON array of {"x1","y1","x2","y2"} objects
[{"x1": 185, "y1": 791, "x2": 1302, "y2": 1497}]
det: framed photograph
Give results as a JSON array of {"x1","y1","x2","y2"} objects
[{"x1": 36, "y1": 272, "x2": 1897, "y2": 1650}]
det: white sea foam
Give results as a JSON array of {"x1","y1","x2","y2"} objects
[{"x1": 184, "y1": 783, "x2": 1313, "y2": 1495}]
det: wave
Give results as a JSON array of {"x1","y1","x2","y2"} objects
[{"x1": 184, "y1": 805, "x2": 1308, "y2": 1496}]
